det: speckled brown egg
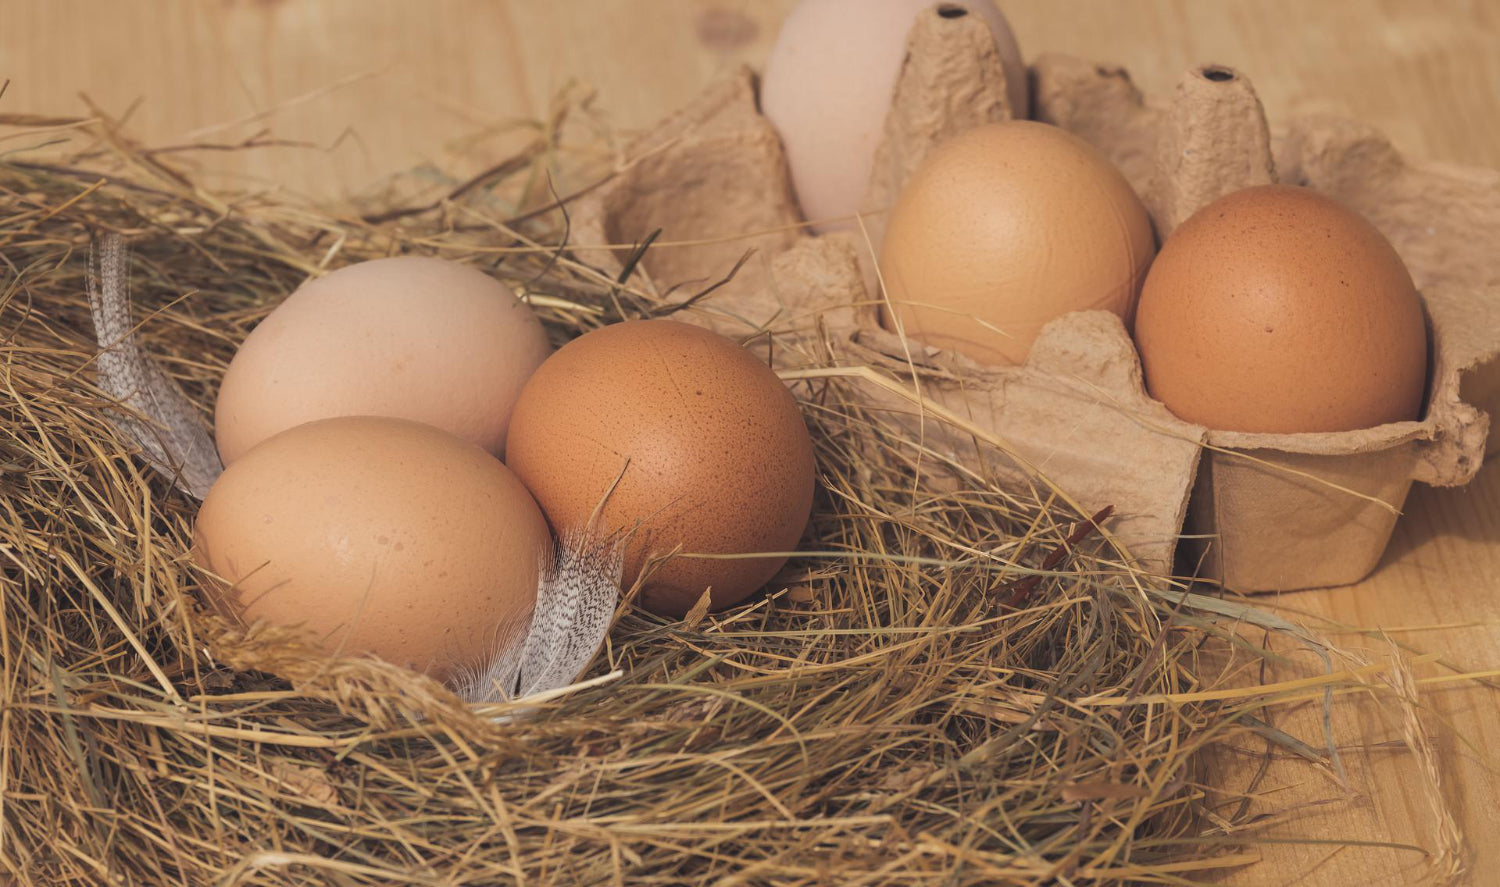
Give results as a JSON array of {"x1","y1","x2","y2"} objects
[
  {"x1": 215, "y1": 256, "x2": 551, "y2": 465},
  {"x1": 1133, "y1": 185, "x2": 1429, "y2": 433},
  {"x1": 503, "y1": 320, "x2": 816, "y2": 617},
  {"x1": 879, "y1": 121, "x2": 1157, "y2": 365},
  {"x1": 194, "y1": 416, "x2": 550, "y2": 684}
]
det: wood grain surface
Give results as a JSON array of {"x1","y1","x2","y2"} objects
[{"x1": 2, "y1": 2, "x2": 1497, "y2": 884}]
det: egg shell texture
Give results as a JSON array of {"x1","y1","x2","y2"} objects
[
  {"x1": 879, "y1": 120, "x2": 1157, "y2": 365},
  {"x1": 214, "y1": 256, "x2": 551, "y2": 465},
  {"x1": 1134, "y1": 185, "x2": 1429, "y2": 434},
  {"x1": 760, "y1": 0, "x2": 1025, "y2": 233},
  {"x1": 194, "y1": 416, "x2": 550, "y2": 684},
  {"x1": 504, "y1": 320, "x2": 816, "y2": 617}
]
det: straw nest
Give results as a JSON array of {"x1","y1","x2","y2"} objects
[{"x1": 0, "y1": 106, "x2": 1441, "y2": 886}]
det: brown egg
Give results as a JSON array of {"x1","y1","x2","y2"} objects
[
  {"x1": 504, "y1": 320, "x2": 816, "y2": 617},
  {"x1": 215, "y1": 256, "x2": 551, "y2": 465},
  {"x1": 194, "y1": 416, "x2": 550, "y2": 683},
  {"x1": 1134, "y1": 185, "x2": 1428, "y2": 433},
  {"x1": 879, "y1": 121, "x2": 1157, "y2": 365}
]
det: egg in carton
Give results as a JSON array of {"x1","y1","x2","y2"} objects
[
  {"x1": 1035, "y1": 54, "x2": 1499, "y2": 590},
  {"x1": 571, "y1": 5, "x2": 1499, "y2": 590}
]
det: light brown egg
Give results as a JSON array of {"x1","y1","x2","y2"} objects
[
  {"x1": 194, "y1": 416, "x2": 550, "y2": 684},
  {"x1": 761, "y1": 0, "x2": 1026, "y2": 232},
  {"x1": 215, "y1": 256, "x2": 551, "y2": 465},
  {"x1": 504, "y1": 320, "x2": 816, "y2": 617},
  {"x1": 1134, "y1": 185, "x2": 1429, "y2": 433},
  {"x1": 878, "y1": 121, "x2": 1157, "y2": 365}
]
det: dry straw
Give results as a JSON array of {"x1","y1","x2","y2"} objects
[{"x1": 0, "y1": 102, "x2": 1467, "y2": 885}]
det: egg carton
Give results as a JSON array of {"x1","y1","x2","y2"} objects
[{"x1": 571, "y1": 7, "x2": 1500, "y2": 591}]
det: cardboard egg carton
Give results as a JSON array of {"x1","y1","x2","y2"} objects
[{"x1": 571, "y1": 7, "x2": 1499, "y2": 590}]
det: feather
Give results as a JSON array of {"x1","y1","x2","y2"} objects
[
  {"x1": 459, "y1": 529, "x2": 622, "y2": 705},
  {"x1": 87, "y1": 234, "x2": 223, "y2": 499}
]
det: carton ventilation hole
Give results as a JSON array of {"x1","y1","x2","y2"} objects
[
  {"x1": 1200, "y1": 66, "x2": 1236, "y2": 83},
  {"x1": 936, "y1": 4, "x2": 968, "y2": 18}
]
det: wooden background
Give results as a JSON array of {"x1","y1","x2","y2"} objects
[{"x1": 2, "y1": 1, "x2": 1497, "y2": 883}]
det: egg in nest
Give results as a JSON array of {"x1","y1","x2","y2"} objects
[
  {"x1": 214, "y1": 256, "x2": 551, "y2": 465},
  {"x1": 194, "y1": 416, "x2": 550, "y2": 683},
  {"x1": 505, "y1": 320, "x2": 816, "y2": 617}
]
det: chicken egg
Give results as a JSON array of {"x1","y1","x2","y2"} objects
[
  {"x1": 1134, "y1": 185, "x2": 1428, "y2": 433},
  {"x1": 504, "y1": 320, "x2": 816, "y2": 617},
  {"x1": 215, "y1": 256, "x2": 551, "y2": 465},
  {"x1": 193, "y1": 416, "x2": 550, "y2": 684},
  {"x1": 878, "y1": 120, "x2": 1156, "y2": 365},
  {"x1": 761, "y1": 0, "x2": 1026, "y2": 232}
]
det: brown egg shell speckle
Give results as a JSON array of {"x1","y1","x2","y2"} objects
[
  {"x1": 1135, "y1": 184, "x2": 1429, "y2": 435},
  {"x1": 571, "y1": 6, "x2": 1499, "y2": 592},
  {"x1": 504, "y1": 320, "x2": 816, "y2": 618}
]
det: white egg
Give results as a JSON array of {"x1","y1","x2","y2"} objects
[{"x1": 760, "y1": 0, "x2": 1027, "y2": 233}]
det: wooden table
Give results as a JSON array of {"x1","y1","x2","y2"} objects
[{"x1": 3, "y1": 2, "x2": 1496, "y2": 883}]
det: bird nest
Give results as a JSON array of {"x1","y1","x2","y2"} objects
[{"x1": 0, "y1": 102, "x2": 1461, "y2": 885}]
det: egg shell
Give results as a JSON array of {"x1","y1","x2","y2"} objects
[
  {"x1": 760, "y1": 0, "x2": 1025, "y2": 233},
  {"x1": 878, "y1": 120, "x2": 1157, "y2": 365},
  {"x1": 1134, "y1": 185, "x2": 1429, "y2": 434},
  {"x1": 214, "y1": 256, "x2": 551, "y2": 465},
  {"x1": 194, "y1": 416, "x2": 550, "y2": 684},
  {"x1": 504, "y1": 320, "x2": 816, "y2": 617}
]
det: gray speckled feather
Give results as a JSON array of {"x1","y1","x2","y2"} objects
[
  {"x1": 87, "y1": 235, "x2": 223, "y2": 499},
  {"x1": 460, "y1": 530, "x2": 622, "y2": 705}
]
